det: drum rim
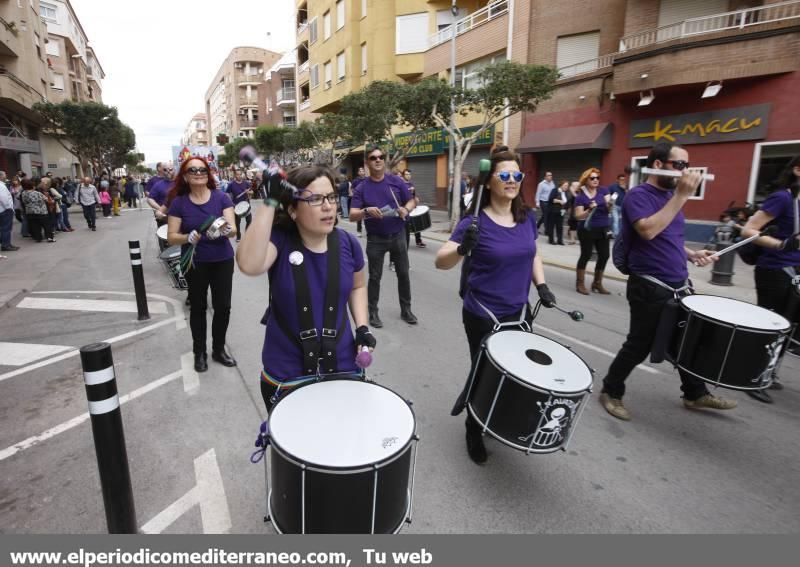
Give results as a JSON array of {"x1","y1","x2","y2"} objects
[
  {"x1": 234, "y1": 201, "x2": 251, "y2": 214},
  {"x1": 159, "y1": 245, "x2": 182, "y2": 260},
  {"x1": 481, "y1": 331, "x2": 594, "y2": 394},
  {"x1": 679, "y1": 294, "x2": 791, "y2": 331},
  {"x1": 267, "y1": 380, "x2": 417, "y2": 471},
  {"x1": 410, "y1": 205, "x2": 430, "y2": 216},
  {"x1": 670, "y1": 360, "x2": 776, "y2": 391},
  {"x1": 156, "y1": 224, "x2": 168, "y2": 239}
]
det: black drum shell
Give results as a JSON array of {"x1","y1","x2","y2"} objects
[
  {"x1": 407, "y1": 209, "x2": 432, "y2": 233},
  {"x1": 667, "y1": 306, "x2": 790, "y2": 390},
  {"x1": 268, "y1": 440, "x2": 412, "y2": 534},
  {"x1": 467, "y1": 346, "x2": 589, "y2": 454}
]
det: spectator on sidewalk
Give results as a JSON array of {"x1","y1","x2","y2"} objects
[
  {"x1": 0, "y1": 170, "x2": 19, "y2": 251},
  {"x1": 124, "y1": 177, "x2": 138, "y2": 208},
  {"x1": 547, "y1": 180, "x2": 568, "y2": 245},
  {"x1": 9, "y1": 176, "x2": 28, "y2": 238},
  {"x1": 99, "y1": 184, "x2": 112, "y2": 217},
  {"x1": 57, "y1": 177, "x2": 75, "y2": 232},
  {"x1": 109, "y1": 178, "x2": 122, "y2": 216},
  {"x1": 20, "y1": 178, "x2": 52, "y2": 243},
  {"x1": 77, "y1": 176, "x2": 100, "y2": 231},
  {"x1": 337, "y1": 174, "x2": 351, "y2": 219},
  {"x1": 536, "y1": 172, "x2": 555, "y2": 233},
  {"x1": 40, "y1": 177, "x2": 60, "y2": 241},
  {"x1": 608, "y1": 173, "x2": 627, "y2": 238},
  {"x1": 351, "y1": 166, "x2": 367, "y2": 237}
]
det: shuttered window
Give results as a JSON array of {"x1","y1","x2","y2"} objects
[
  {"x1": 396, "y1": 13, "x2": 429, "y2": 54},
  {"x1": 336, "y1": 0, "x2": 345, "y2": 30},
  {"x1": 556, "y1": 31, "x2": 600, "y2": 69},
  {"x1": 309, "y1": 18, "x2": 318, "y2": 44},
  {"x1": 657, "y1": 0, "x2": 729, "y2": 26},
  {"x1": 310, "y1": 65, "x2": 319, "y2": 89},
  {"x1": 337, "y1": 51, "x2": 346, "y2": 81},
  {"x1": 324, "y1": 61, "x2": 332, "y2": 89}
]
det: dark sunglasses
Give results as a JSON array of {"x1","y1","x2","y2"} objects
[
  {"x1": 368, "y1": 155, "x2": 385, "y2": 162},
  {"x1": 297, "y1": 192, "x2": 338, "y2": 206},
  {"x1": 588, "y1": 176, "x2": 600, "y2": 181},
  {"x1": 495, "y1": 171, "x2": 525, "y2": 183},
  {"x1": 186, "y1": 167, "x2": 208, "y2": 175},
  {"x1": 665, "y1": 160, "x2": 690, "y2": 171}
]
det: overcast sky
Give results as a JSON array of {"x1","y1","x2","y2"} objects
[{"x1": 70, "y1": 0, "x2": 295, "y2": 164}]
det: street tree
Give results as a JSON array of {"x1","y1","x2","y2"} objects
[
  {"x1": 33, "y1": 101, "x2": 137, "y2": 175},
  {"x1": 430, "y1": 61, "x2": 559, "y2": 229},
  {"x1": 222, "y1": 137, "x2": 253, "y2": 169},
  {"x1": 306, "y1": 113, "x2": 359, "y2": 168}
]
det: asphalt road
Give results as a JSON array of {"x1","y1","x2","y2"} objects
[{"x1": 1, "y1": 205, "x2": 798, "y2": 534}]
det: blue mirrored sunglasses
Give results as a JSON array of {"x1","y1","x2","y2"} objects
[{"x1": 495, "y1": 171, "x2": 525, "y2": 183}]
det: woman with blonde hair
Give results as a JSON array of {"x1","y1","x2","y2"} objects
[{"x1": 574, "y1": 167, "x2": 612, "y2": 295}]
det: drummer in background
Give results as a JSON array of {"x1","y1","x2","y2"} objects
[
  {"x1": 167, "y1": 157, "x2": 237, "y2": 373},
  {"x1": 236, "y1": 165, "x2": 376, "y2": 413},
  {"x1": 598, "y1": 142, "x2": 737, "y2": 421},
  {"x1": 402, "y1": 169, "x2": 426, "y2": 249},
  {"x1": 434, "y1": 145, "x2": 557, "y2": 464},
  {"x1": 228, "y1": 167, "x2": 253, "y2": 242},
  {"x1": 740, "y1": 155, "x2": 800, "y2": 403},
  {"x1": 146, "y1": 163, "x2": 174, "y2": 226}
]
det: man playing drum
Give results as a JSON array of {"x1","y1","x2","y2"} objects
[
  {"x1": 228, "y1": 167, "x2": 253, "y2": 242},
  {"x1": 599, "y1": 142, "x2": 737, "y2": 421}
]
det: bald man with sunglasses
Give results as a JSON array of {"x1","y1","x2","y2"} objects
[{"x1": 350, "y1": 147, "x2": 418, "y2": 328}]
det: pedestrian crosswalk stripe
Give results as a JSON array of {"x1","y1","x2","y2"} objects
[
  {"x1": 17, "y1": 297, "x2": 168, "y2": 314},
  {"x1": 0, "y1": 342, "x2": 73, "y2": 366}
]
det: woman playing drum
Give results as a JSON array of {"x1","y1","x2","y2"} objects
[
  {"x1": 434, "y1": 146, "x2": 557, "y2": 464},
  {"x1": 236, "y1": 165, "x2": 376, "y2": 412},
  {"x1": 740, "y1": 155, "x2": 800, "y2": 403}
]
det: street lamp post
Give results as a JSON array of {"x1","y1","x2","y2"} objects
[{"x1": 447, "y1": 1, "x2": 458, "y2": 220}]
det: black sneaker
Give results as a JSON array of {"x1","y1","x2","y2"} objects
[
  {"x1": 1, "y1": 245, "x2": 19, "y2": 251},
  {"x1": 194, "y1": 353, "x2": 208, "y2": 373},
  {"x1": 369, "y1": 312, "x2": 383, "y2": 328},
  {"x1": 401, "y1": 310, "x2": 418, "y2": 324},
  {"x1": 465, "y1": 419, "x2": 487, "y2": 464},
  {"x1": 746, "y1": 389, "x2": 773, "y2": 404}
]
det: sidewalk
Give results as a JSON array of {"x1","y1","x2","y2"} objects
[{"x1": 346, "y1": 208, "x2": 758, "y2": 303}]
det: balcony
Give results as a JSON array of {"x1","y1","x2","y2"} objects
[
  {"x1": 239, "y1": 119, "x2": 258, "y2": 129},
  {"x1": 428, "y1": 0, "x2": 508, "y2": 48},
  {"x1": 277, "y1": 87, "x2": 296, "y2": 107},
  {"x1": 297, "y1": 60, "x2": 309, "y2": 75},
  {"x1": 558, "y1": 53, "x2": 615, "y2": 80},
  {"x1": 1, "y1": 16, "x2": 21, "y2": 57},
  {"x1": 238, "y1": 96, "x2": 258, "y2": 109},
  {"x1": 0, "y1": 69, "x2": 47, "y2": 118},
  {"x1": 299, "y1": 99, "x2": 311, "y2": 111}
]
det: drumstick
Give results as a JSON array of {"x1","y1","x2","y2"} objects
[
  {"x1": 638, "y1": 167, "x2": 715, "y2": 181},
  {"x1": 355, "y1": 346, "x2": 372, "y2": 369},
  {"x1": 708, "y1": 226, "x2": 778, "y2": 259},
  {"x1": 468, "y1": 159, "x2": 492, "y2": 257}
]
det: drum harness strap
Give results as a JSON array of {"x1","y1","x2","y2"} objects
[
  {"x1": 637, "y1": 274, "x2": 693, "y2": 299},
  {"x1": 474, "y1": 299, "x2": 532, "y2": 333}
]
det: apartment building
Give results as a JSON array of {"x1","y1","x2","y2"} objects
[
  {"x1": 260, "y1": 51, "x2": 298, "y2": 129},
  {"x1": 182, "y1": 113, "x2": 209, "y2": 146},
  {"x1": 204, "y1": 47, "x2": 282, "y2": 145},
  {"x1": 0, "y1": 0, "x2": 51, "y2": 176},
  {"x1": 514, "y1": 0, "x2": 800, "y2": 222}
]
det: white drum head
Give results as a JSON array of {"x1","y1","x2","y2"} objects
[
  {"x1": 410, "y1": 205, "x2": 429, "y2": 217},
  {"x1": 269, "y1": 381, "x2": 415, "y2": 468},
  {"x1": 484, "y1": 331, "x2": 592, "y2": 394},
  {"x1": 156, "y1": 224, "x2": 168, "y2": 241},
  {"x1": 681, "y1": 295, "x2": 790, "y2": 331},
  {"x1": 234, "y1": 201, "x2": 251, "y2": 216}
]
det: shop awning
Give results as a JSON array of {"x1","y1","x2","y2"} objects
[{"x1": 516, "y1": 123, "x2": 613, "y2": 153}]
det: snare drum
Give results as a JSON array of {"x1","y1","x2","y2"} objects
[
  {"x1": 467, "y1": 331, "x2": 593, "y2": 454},
  {"x1": 667, "y1": 295, "x2": 791, "y2": 390},
  {"x1": 267, "y1": 380, "x2": 418, "y2": 534},
  {"x1": 407, "y1": 205, "x2": 431, "y2": 234},
  {"x1": 158, "y1": 245, "x2": 188, "y2": 290},
  {"x1": 234, "y1": 201, "x2": 251, "y2": 218},
  {"x1": 155, "y1": 224, "x2": 168, "y2": 252}
]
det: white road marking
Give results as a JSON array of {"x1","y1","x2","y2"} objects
[
  {"x1": 181, "y1": 352, "x2": 199, "y2": 393},
  {"x1": 0, "y1": 370, "x2": 182, "y2": 463},
  {"x1": 18, "y1": 297, "x2": 168, "y2": 314},
  {"x1": 140, "y1": 449, "x2": 231, "y2": 534},
  {"x1": 533, "y1": 323, "x2": 665, "y2": 375},
  {"x1": 0, "y1": 342, "x2": 72, "y2": 366}
]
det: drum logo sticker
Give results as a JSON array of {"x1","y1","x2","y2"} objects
[
  {"x1": 518, "y1": 398, "x2": 579, "y2": 449},
  {"x1": 382, "y1": 437, "x2": 399, "y2": 449},
  {"x1": 754, "y1": 335, "x2": 786, "y2": 385}
]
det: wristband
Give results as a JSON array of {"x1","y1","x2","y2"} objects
[{"x1": 263, "y1": 198, "x2": 279, "y2": 208}]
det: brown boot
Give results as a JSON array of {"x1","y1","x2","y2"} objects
[
  {"x1": 592, "y1": 270, "x2": 611, "y2": 294},
  {"x1": 576, "y1": 269, "x2": 589, "y2": 295}
]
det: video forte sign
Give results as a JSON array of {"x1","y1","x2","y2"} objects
[{"x1": 629, "y1": 103, "x2": 770, "y2": 148}]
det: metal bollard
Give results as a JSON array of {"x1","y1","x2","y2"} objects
[
  {"x1": 80, "y1": 343, "x2": 137, "y2": 533},
  {"x1": 128, "y1": 240, "x2": 150, "y2": 320},
  {"x1": 710, "y1": 241, "x2": 736, "y2": 286}
]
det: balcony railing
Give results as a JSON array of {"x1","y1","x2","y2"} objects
[
  {"x1": 298, "y1": 60, "x2": 309, "y2": 75},
  {"x1": 299, "y1": 99, "x2": 311, "y2": 111},
  {"x1": 277, "y1": 87, "x2": 296, "y2": 103},
  {"x1": 558, "y1": 53, "x2": 616, "y2": 79},
  {"x1": 297, "y1": 21, "x2": 308, "y2": 35},
  {"x1": 429, "y1": 0, "x2": 508, "y2": 48},
  {"x1": 283, "y1": 118, "x2": 297, "y2": 128},
  {"x1": 619, "y1": 0, "x2": 800, "y2": 52}
]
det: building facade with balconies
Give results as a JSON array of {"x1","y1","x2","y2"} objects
[
  {"x1": 0, "y1": 0, "x2": 51, "y2": 176},
  {"x1": 204, "y1": 46, "x2": 282, "y2": 145},
  {"x1": 516, "y1": 0, "x2": 800, "y2": 222},
  {"x1": 260, "y1": 51, "x2": 298, "y2": 129},
  {"x1": 182, "y1": 113, "x2": 209, "y2": 146}
]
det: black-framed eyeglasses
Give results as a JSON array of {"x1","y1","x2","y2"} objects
[
  {"x1": 186, "y1": 167, "x2": 208, "y2": 175},
  {"x1": 368, "y1": 155, "x2": 385, "y2": 162},
  {"x1": 297, "y1": 192, "x2": 338, "y2": 206},
  {"x1": 588, "y1": 176, "x2": 600, "y2": 181},
  {"x1": 495, "y1": 171, "x2": 525, "y2": 183},
  {"x1": 665, "y1": 160, "x2": 690, "y2": 171}
]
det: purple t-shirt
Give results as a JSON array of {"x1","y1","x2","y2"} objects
[
  {"x1": 451, "y1": 210, "x2": 538, "y2": 318},
  {"x1": 262, "y1": 228, "x2": 365, "y2": 379},
  {"x1": 167, "y1": 190, "x2": 235, "y2": 263},
  {"x1": 228, "y1": 180, "x2": 250, "y2": 203},
  {"x1": 623, "y1": 183, "x2": 688, "y2": 282},
  {"x1": 574, "y1": 187, "x2": 611, "y2": 230},
  {"x1": 147, "y1": 177, "x2": 172, "y2": 206},
  {"x1": 350, "y1": 175, "x2": 413, "y2": 236},
  {"x1": 757, "y1": 189, "x2": 800, "y2": 269}
]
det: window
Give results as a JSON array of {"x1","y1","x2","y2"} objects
[
  {"x1": 323, "y1": 11, "x2": 331, "y2": 40},
  {"x1": 556, "y1": 31, "x2": 600, "y2": 70},
  {"x1": 309, "y1": 18, "x2": 318, "y2": 44},
  {"x1": 395, "y1": 13, "x2": 429, "y2": 54},
  {"x1": 48, "y1": 163, "x2": 58, "y2": 170},
  {"x1": 34, "y1": 32, "x2": 42, "y2": 59},
  {"x1": 310, "y1": 64, "x2": 320, "y2": 89},
  {"x1": 336, "y1": 51, "x2": 346, "y2": 81},
  {"x1": 361, "y1": 43, "x2": 367, "y2": 75},
  {"x1": 362, "y1": 0, "x2": 367, "y2": 18},
  {"x1": 46, "y1": 38, "x2": 60, "y2": 57},
  {"x1": 51, "y1": 72, "x2": 64, "y2": 90},
  {"x1": 40, "y1": 2, "x2": 57, "y2": 23},
  {"x1": 324, "y1": 61, "x2": 332, "y2": 89},
  {"x1": 455, "y1": 53, "x2": 506, "y2": 90},
  {"x1": 336, "y1": 0, "x2": 345, "y2": 30}
]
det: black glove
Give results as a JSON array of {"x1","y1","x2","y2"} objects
[
  {"x1": 537, "y1": 283, "x2": 557, "y2": 308},
  {"x1": 355, "y1": 325, "x2": 377, "y2": 350},
  {"x1": 779, "y1": 232, "x2": 800, "y2": 252},
  {"x1": 457, "y1": 223, "x2": 480, "y2": 256},
  {"x1": 266, "y1": 171, "x2": 287, "y2": 202}
]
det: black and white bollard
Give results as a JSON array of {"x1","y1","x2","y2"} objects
[
  {"x1": 128, "y1": 240, "x2": 150, "y2": 320},
  {"x1": 80, "y1": 343, "x2": 138, "y2": 533}
]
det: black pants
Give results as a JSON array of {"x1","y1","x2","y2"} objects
[
  {"x1": 405, "y1": 222, "x2": 423, "y2": 248},
  {"x1": 577, "y1": 227, "x2": 610, "y2": 270},
  {"x1": 547, "y1": 209, "x2": 563, "y2": 244},
  {"x1": 537, "y1": 201, "x2": 548, "y2": 229},
  {"x1": 26, "y1": 214, "x2": 52, "y2": 242},
  {"x1": 755, "y1": 266, "x2": 800, "y2": 346},
  {"x1": 367, "y1": 232, "x2": 411, "y2": 314},
  {"x1": 82, "y1": 204, "x2": 96, "y2": 228},
  {"x1": 186, "y1": 258, "x2": 234, "y2": 355},
  {"x1": 234, "y1": 212, "x2": 252, "y2": 239},
  {"x1": 602, "y1": 275, "x2": 708, "y2": 401}
]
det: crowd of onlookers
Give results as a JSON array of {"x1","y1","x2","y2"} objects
[{"x1": 0, "y1": 169, "x2": 148, "y2": 257}]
